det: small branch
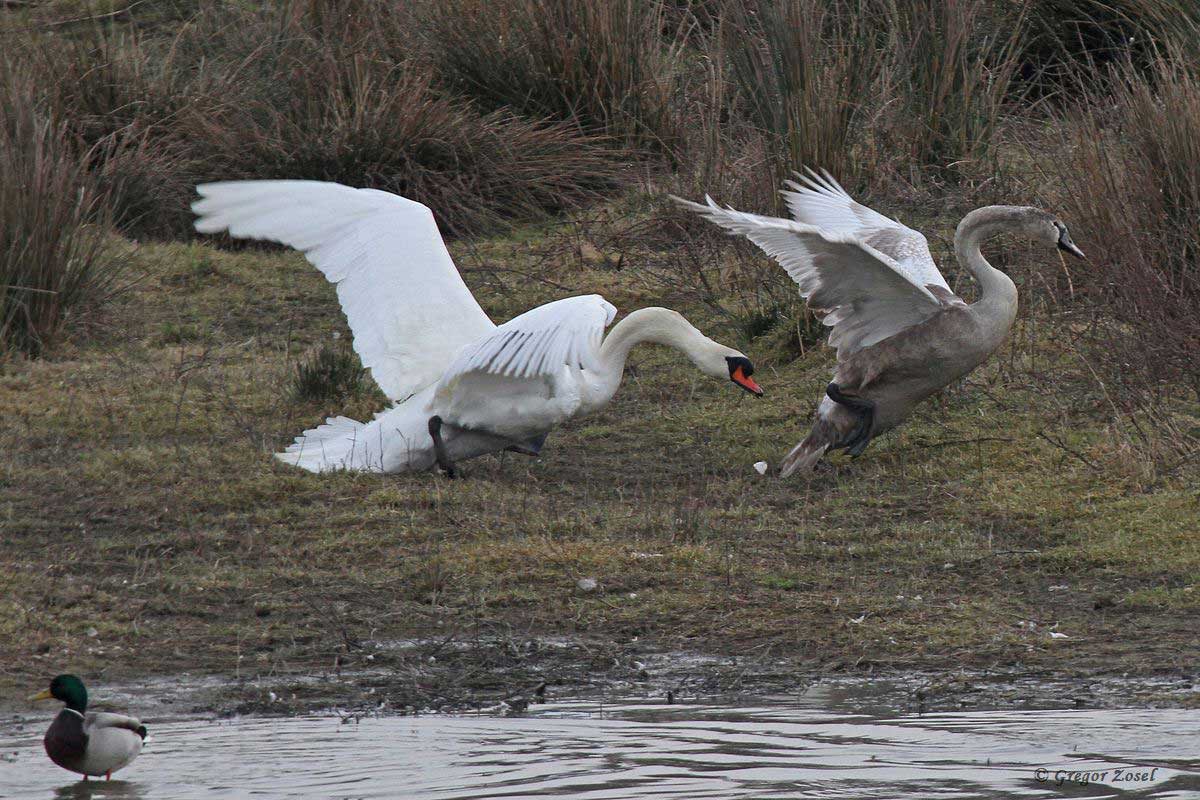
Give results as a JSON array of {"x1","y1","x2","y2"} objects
[
  {"x1": 2, "y1": 284, "x2": 58, "y2": 294},
  {"x1": 0, "y1": 0, "x2": 147, "y2": 34},
  {"x1": 1157, "y1": 447, "x2": 1200, "y2": 479},
  {"x1": 460, "y1": 265, "x2": 573, "y2": 293},
  {"x1": 912, "y1": 436, "x2": 1014, "y2": 450},
  {"x1": 1037, "y1": 430, "x2": 1101, "y2": 470}
]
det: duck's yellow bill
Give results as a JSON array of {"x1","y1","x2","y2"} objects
[{"x1": 29, "y1": 689, "x2": 53, "y2": 702}]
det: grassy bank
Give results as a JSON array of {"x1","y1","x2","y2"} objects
[
  {"x1": 1, "y1": 212, "x2": 1195, "y2": 703},
  {"x1": 1, "y1": 0, "x2": 1198, "y2": 708}
]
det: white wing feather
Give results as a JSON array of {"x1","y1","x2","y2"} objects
[
  {"x1": 192, "y1": 180, "x2": 495, "y2": 401},
  {"x1": 442, "y1": 295, "x2": 617, "y2": 382},
  {"x1": 782, "y1": 168, "x2": 951, "y2": 292},
  {"x1": 675, "y1": 195, "x2": 946, "y2": 357}
]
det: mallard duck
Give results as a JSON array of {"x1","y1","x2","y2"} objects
[{"x1": 30, "y1": 674, "x2": 147, "y2": 780}]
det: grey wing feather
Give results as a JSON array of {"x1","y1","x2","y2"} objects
[
  {"x1": 673, "y1": 194, "x2": 945, "y2": 356},
  {"x1": 781, "y1": 167, "x2": 951, "y2": 293}
]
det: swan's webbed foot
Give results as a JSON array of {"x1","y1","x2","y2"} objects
[
  {"x1": 428, "y1": 415, "x2": 458, "y2": 479},
  {"x1": 505, "y1": 433, "x2": 548, "y2": 457},
  {"x1": 845, "y1": 429, "x2": 875, "y2": 458},
  {"x1": 826, "y1": 382, "x2": 876, "y2": 458}
]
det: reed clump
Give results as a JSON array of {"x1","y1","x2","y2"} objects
[
  {"x1": 0, "y1": 67, "x2": 119, "y2": 356},
  {"x1": 1041, "y1": 51, "x2": 1200, "y2": 399}
]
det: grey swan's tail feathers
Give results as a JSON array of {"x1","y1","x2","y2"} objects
[
  {"x1": 779, "y1": 393, "x2": 860, "y2": 477},
  {"x1": 778, "y1": 432, "x2": 832, "y2": 478}
]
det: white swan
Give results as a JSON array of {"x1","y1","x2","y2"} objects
[
  {"x1": 193, "y1": 181, "x2": 763, "y2": 475},
  {"x1": 676, "y1": 168, "x2": 1085, "y2": 477}
]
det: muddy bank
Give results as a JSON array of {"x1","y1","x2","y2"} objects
[{"x1": 13, "y1": 637, "x2": 1193, "y2": 722}]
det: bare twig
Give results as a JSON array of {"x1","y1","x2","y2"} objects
[
  {"x1": 0, "y1": 0, "x2": 147, "y2": 34},
  {"x1": 1037, "y1": 430, "x2": 1101, "y2": 471},
  {"x1": 912, "y1": 436, "x2": 1014, "y2": 450}
]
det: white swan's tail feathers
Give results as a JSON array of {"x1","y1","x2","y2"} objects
[
  {"x1": 778, "y1": 437, "x2": 830, "y2": 478},
  {"x1": 276, "y1": 416, "x2": 383, "y2": 473}
]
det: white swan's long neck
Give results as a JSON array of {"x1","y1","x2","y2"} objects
[
  {"x1": 590, "y1": 307, "x2": 731, "y2": 403},
  {"x1": 954, "y1": 206, "x2": 1021, "y2": 327}
]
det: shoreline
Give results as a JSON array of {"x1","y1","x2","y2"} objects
[{"x1": 6, "y1": 636, "x2": 1197, "y2": 720}]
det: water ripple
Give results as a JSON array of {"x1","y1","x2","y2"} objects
[{"x1": 1, "y1": 702, "x2": 1197, "y2": 799}]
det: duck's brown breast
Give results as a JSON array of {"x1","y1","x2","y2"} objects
[{"x1": 44, "y1": 709, "x2": 88, "y2": 773}]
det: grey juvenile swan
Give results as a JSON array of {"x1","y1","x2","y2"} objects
[{"x1": 676, "y1": 168, "x2": 1085, "y2": 476}]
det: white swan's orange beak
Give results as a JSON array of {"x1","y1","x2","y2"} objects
[{"x1": 731, "y1": 365, "x2": 763, "y2": 396}]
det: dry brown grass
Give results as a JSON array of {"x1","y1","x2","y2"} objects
[
  {"x1": 419, "y1": 0, "x2": 686, "y2": 151},
  {"x1": 716, "y1": 0, "x2": 884, "y2": 196},
  {"x1": 1039, "y1": 51, "x2": 1200, "y2": 402},
  {"x1": 878, "y1": 0, "x2": 1029, "y2": 181},
  {"x1": 0, "y1": 68, "x2": 121, "y2": 355},
  {"x1": 3, "y1": 3, "x2": 628, "y2": 239}
]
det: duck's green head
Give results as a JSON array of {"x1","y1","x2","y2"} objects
[{"x1": 30, "y1": 674, "x2": 88, "y2": 713}]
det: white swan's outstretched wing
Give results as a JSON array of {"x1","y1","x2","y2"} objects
[
  {"x1": 781, "y1": 168, "x2": 951, "y2": 293},
  {"x1": 193, "y1": 180, "x2": 495, "y2": 401},
  {"x1": 442, "y1": 294, "x2": 617, "y2": 382},
  {"x1": 675, "y1": 195, "x2": 948, "y2": 357}
]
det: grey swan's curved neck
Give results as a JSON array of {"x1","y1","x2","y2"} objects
[{"x1": 953, "y1": 206, "x2": 1023, "y2": 322}]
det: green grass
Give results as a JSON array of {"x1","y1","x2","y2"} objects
[{"x1": 0, "y1": 213, "x2": 1196, "y2": 698}]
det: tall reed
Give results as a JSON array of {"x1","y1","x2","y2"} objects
[
  {"x1": 1042, "y1": 51, "x2": 1200, "y2": 396},
  {"x1": 0, "y1": 75, "x2": 118, "y2": 355},
  {"x1": 1022, "y1": 0, "x2": 1200, "y2": 92},
  {"x1": 4, "y1": 3, "x2": 628, "y2": 239},
  {"x1": 420, "y1": 0, "x2": 685, "y2": 150},
  {"x1": 194, "y1": 40, "x2": 625, "y2": 237},
  {"x1": 717, "y1": 0, "x2": 884, "y2": 196},
  {"x1": 881, "y1": 0, "x2": 1030, "y2": 180}
]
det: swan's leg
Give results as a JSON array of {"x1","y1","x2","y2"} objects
[
  {"x1": 505, "y1": 433, "x2": 548, "y2": 457},
  {"x1": 826, "y1": 383, "x2": 875, "y2": 457},
  {"x1": 427, "y1": 416, "x2": 458, "y2": 479}
]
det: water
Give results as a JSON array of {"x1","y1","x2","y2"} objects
[{"x1": 2, "y1": 701, "x2": 1197, "y2": 799}]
